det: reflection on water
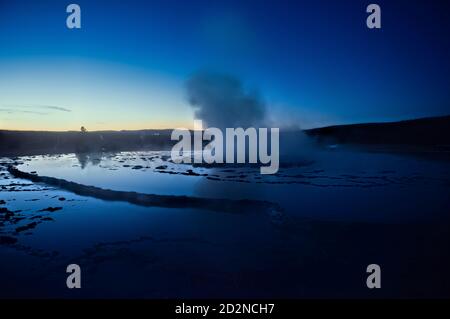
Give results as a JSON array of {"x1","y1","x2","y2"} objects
[
  {"x1": 75, "y1": 151, "x2": 109, "y2": 169},
  {"x1": 1, "y1": 149, "x2": 450, "y2": 298},
  {"x1": 15, "y1": 150, "x2": 450, "y2": 222}
]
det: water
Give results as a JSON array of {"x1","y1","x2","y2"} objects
[
  {"x1": 16, "y1": 149, "x2": 450, "y2": 222},
  {"x1": 1, "y1": 149, "x2": 450, "y2": 298}
]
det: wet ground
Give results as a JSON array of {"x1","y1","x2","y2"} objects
[{"x1": 1, "y1": 149, "x2": 450, "y2": 298}]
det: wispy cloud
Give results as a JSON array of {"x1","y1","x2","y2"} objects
[
  {"x1": 0, "y1": 108, "x2": 48, "y2": 115},
  {"x1": 1, "y1": 105, "x2": 72, "y2": 114},
  {"x1": 38, "y1": 105, "x2": 72, "y2": 112}
]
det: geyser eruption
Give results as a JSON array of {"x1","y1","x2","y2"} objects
[
  {"x1": 186, "y1": 72, "x2": 266, "y2": 129},
  {"x1": 183, "y1": 71, "x2": 316, "y2": 172}
]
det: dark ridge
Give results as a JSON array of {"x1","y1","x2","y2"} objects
[
  {"x1": 3, "y1": 115, "x2": 449, "y2": 158},
  {"x1": 0, "y1": 130, "x2": 175, "y2": 156},
  {"x1": 305, "y1": 115, "x2": 450, "y2": 147},
  {"x1": 7, "y1": 167, "x2": 282, "y2": 215}
]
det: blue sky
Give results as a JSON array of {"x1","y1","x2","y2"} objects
[{"x1": 0, "y1": 0, "x2": 449, "y2": 130}]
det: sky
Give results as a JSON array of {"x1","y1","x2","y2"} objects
[{"x1": 0, "y1": 0, "x2": 449, "y2": 131}]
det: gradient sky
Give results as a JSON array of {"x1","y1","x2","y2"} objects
[{"x1": 0, "y1": 0, "x2": 449, "y2": 131}]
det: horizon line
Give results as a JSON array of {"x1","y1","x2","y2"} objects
[{"x1": 2, "y1": 114, "x2": 450, "y2": 134}]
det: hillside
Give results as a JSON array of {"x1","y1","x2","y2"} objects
[{"x1": 305, "y1": 115, "x2": 450, "y2": 147}]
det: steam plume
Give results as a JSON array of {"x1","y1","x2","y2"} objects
[{"x1": 186, "y1": 72, "x2": 266, "y2": 128}]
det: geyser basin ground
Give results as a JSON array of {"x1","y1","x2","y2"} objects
[{"x1": 1, "y1": 149, "x2": 449, "y2": 298}]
